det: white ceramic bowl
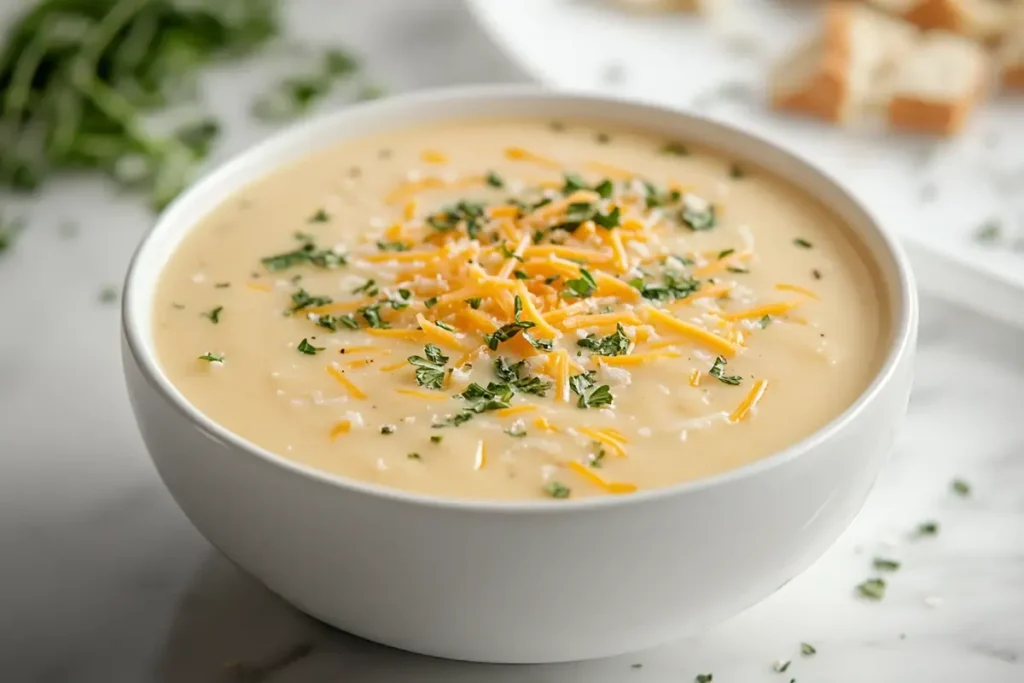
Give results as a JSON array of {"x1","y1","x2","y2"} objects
[{"x1": 122, "y1": 86, "x2": 918, "y2": 664}]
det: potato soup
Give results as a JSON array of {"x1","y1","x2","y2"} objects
[{"x1": 153, "y1": 119, "x2": 887, "y2": 501}]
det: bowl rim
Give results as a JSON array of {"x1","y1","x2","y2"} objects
[{"x1": 122, "y1": 84, "x2": 918, "y2": 514}]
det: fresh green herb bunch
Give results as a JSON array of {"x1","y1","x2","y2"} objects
[{"x1": 0, "y1": 0, "x2": 280, "y2": 208}]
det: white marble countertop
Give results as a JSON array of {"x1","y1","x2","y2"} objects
[{"x1": 1, "y1": 2, "x2": 1022, "y2": 681}]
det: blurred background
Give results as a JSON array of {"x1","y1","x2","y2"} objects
[{"x1": 0, "y1": 1, "x2": 1022, "y2": 682}]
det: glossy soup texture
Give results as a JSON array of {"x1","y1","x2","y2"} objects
[{"x1": 153, "y1": 118, "x2": 887, "y2": 501}]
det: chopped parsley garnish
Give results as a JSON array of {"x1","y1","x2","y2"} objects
[
  {"x1": 203, "y1": 306, "x2": 223, "y2": 324},
  {"x1": 800, "y1": 643, "x2": 816, "y2": 657},
  {"x1": 466, "y1": 297, "x2": 482, "y2": 309},
  {"x1": 408, "y1": 344, "x2": 450, "y2": 390},
  {"x1": 661, "y1": 142, "x2": 689, "y2": 156},
  {"x1": 308, "y1": 208, "x2": 330, "y2": 223},
  {"x1": 630, "y1": 272, "x2": 700, "y2": 302},
  {"x1": 494, "y1": 357, "x2": 552, "y2": 396},
  {"x1": 483, "y1": 295, "x2": 536, "y2": 350},
  {"x1": 376, "y1": 241, "x2": 409, "y2": 252},
  {"x1": 486, "y1": 171, "x2": 504, "y2": 188},
  {"x1": 524, "y1": 333, "x2": 554, "y2": 352},
  {"x1": 873, "y1": 557, "x2": 901, "y2": 571},
  {"x1": 773, "y1": 660, "x2": 791, "y2": 673},
  {"x1": 726, "y1": 266, "x2": 749, "y2": 274},
  {"x1": 568, "y1": 372, "x2": 613, "y2": 409},
  {"x1": 577, "y1": 323, "x2": 630, "y2": 356},
  {"x1": 793, "y1": 238, "x2": 813, "y2": 249},
  {"x1": 435, "y1": 320, "x2": 456, "y2": 332},
  {"x1": 505, "y1": 424, "x2": 527, "y2": 437},
  {"x1": 564, "y1": 268, "x2": 598, "y2": 298},
  {"x1": 695, "y1": 674, "x2": 713, "y2": 683},
  {"x1": 974, "y1": 219, "x2": 1002, "y2": 244},
  {"x1": 407, "y1": 452, "x2": 422, "y2": 460},
  {"x1": 261, "y1": 238, "x2": 348, "y2": 272},
  {"x1": 357, "y1": 302, "x2": 389, "y2": 328},
  {"x1": 297, "y1": 338, "x2": 324, "y2": 355},
  {"x1": 380, "y1": 425, "x2": 396, "y2": 435},
  {"x1": 215, "y1": 282, "x2": 231, "y2": 288},
  {"x1": 856, "y1": 577, "x2": 886, "y2": 600},
  {"x1": 681, "y1": 204, "x2": 717, "y2": 231},
  {"x1": 427, "y1": 200, "x2": 487, "y2": 239},
  {"x1": 561, "y1": 173, "x2": 588, "y2": 194},
  {"x1": 430, "y1": 435, "x2": 443, "y2": 444},
  {"x1": 594, "y1": 179, "x2": 614, "y2": 198},
  {"x1": 759, "y1": 315, "x2": 772, "y2": 329},
  {"x1": 577, "y1": 384, "x2": 613, "y2": 409},
  {"x1": 951, "y1": 479, "x2": 970, "y2": 496},
  {"x1": 596, "y1": 132, "x2": 611, "y2": 144},
  {"x1": 98, "y1": 286, "x2": 119, "y2": 304},
  {"x1": 708, "y1": 356, "x2": 742, "y2": 385},
  {"x1": 729, "y1": 163, "x2": 745, "y2": 179},
  {"x1": 352, "y1": 279, "x2": 378, "y2": 296},
  {"x1": 289, "y1": 288, "x2": 332, "y2": 314},
  {"x1": 499, "y1": 243, "x2": 524, "y2": 261},
  {"x1": 589, "y1": 446, "x2": 607, "y2": 468},
  {"x1": 513, "y1": 270, "x2": 529, "y2": 279},
  {"x1": 593, "y1": 206, "x2": 621, "y2": 229},
  {"x1": 544, "y1": 481, "x2": 571, "y2": 499},
  {"x1": 424, "y1": 297, "x2": 439, "y2": 308},
  {"x1": 718, "y1": 248, "x2": 735, "y2": 260},
  {"x1": 198, "y1": 352, "x2": 224, "y2": 363},
  {"x1": 916, "y1": 520, "x2": 940, "y2": 536}
]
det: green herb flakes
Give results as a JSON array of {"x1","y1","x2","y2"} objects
[
  {"x1": 681, "y1": 204, "x2": 717, "y2": 231},
  {"x1": 289, "y1": 288, "x2": 332, "y2": 314},
  {"x1": 729, "y1": 163, "x2": 745, "y2": 179},
  {"x1": 544, "y1": 481, "x2": 571, "y2": 499},
  {"x1": 856, "y1": 577, "x2": 886, "y2": 600},
  {"x1": 565, "y1": 268, "x2": 598, "y2": 298},
  {"x1": 951, "y1": 479, "x2": 971, "y2": 496},
  {"x1": 380, "y1": 425, "x2": 396, "y2": 435},
  {"x1": 759, "y1": 315, "x2": 772, "y2": 329},
  {"x1": 98, "y1": 286, "x2": 119, "y2": 304},
  {"x1": 407, "y1": 452, "x2": 422, "y2": 460},
  {"x1": 773, "y1": 660, "x2": 791, "y2": 673},
  {"x1": 408, "y1": 344, "x2": 450, "y2": 390},
  {"x1": 309, "y1": 209, "x2": 330, "y2": 223},
  {"x1": 486, "y1": 171, "x2": 504, "y2": 188},
  {"x1": 793, "y1": 238, "x2": 813, "y2": 249},
  {"x1": 576, "y1": 323, "x2": 630, "y2": 357},
  {"x1": 709, "y1": 356, "x2": 742, "y2": 385},
  {"x1": 800, "y1": 643, "x2": 816, "y2": 657},
  {"x1": 297, "y1": 338, "x2": 324, "y2": 355},
  {"x1": 916, "y1": 521, "x2": 940, "y2": 536},
  {"x1": 505, "y1": 425, "x2": 527, "y2": 438},
  {"x1": 198, "y1": 352, "x2": 224, "y2": 363},
  {"x1": 873, "y1": 557, "x2": 901, "y2": 572},
  {"x1": 662, "y1": 142, "x2": 689, "y2": 156},
  {"x1": 203, "y1": 306, "x2": 223, "y2": 324},
  {"x1": 430, "y1": 435, "x2": 443, "y2": 444},
  {"x1": 974, "y1": 220, "x2": 1002, "y2": 244},
  {"x1": 695, "y1": 674, "x2": 713, "y2": 683}
]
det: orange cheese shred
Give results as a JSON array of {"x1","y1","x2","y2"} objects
[
  {"x1": 643, "y1": 307, "x2": 739, "y2": 357},
  {"x1": 494, "y1": 404, "x2": 538, "y2": 418},
  {"x1": 416, "y1": 313, "x2": 467, "y2": 351},
  {"x1": 504, "y1": 146, "x2": 560, "y2": 168},
  {"x1": 246, "y1": 281, "x2": 272, "y2": 293},
  {"x1": 729, "y1": 379, "x2": 769, "y2": 423},
  {"x1": 577, "y1": 427, "x2": 627, "y2": 457},
  {"x1": 329, "y1": 420, "x2": 351, "y2": 440},
  {"x1": 421, "y1": 150, "x2": 447, "y2": 164},
  {"x1": 688, "y1": 369, "x2": 702, "y2": 387},
  {"x1": 326, "y1": 365, "x2": 368, "y2": 399},
  {"x1": 367, "y1": 329, "x2": 425, "y2": 342},
  {"x1": 775, "y1": 283, "x2": 819, "y2": 299},
  {"x1": 560, "y1": 311, "x2": 642, "y2": 330},
  {"x1": 396, "y1": 388, "x2": 449, "y2": 401},
  {"x1": 534, "y1": 416, "x2": 558, "y2": 432},
  {"x1": 597, "y1": 351, "x2": 681, "y2": 367},
  {"x1": 721, "y1": 301, "x2": 802, "y2": 321},
  {"x1": 567, "y1": 460, "x2": 637, "y2": 495}
]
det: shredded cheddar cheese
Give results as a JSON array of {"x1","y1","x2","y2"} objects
[
  {"x1": 577, "y1": 427, "x2": 627, "y2": 457},
  {"x1": 567, "y1": 460, "x2": 637, "y2": 494},
  {"x1": 729, "y1": 379, "x2": 769, "y2": 423},
  {"x1": 396, "y1": 388, "x2": 449, "y2": 401},
  {"x1": 473, "y1": 440, "x2": 487, "y2": 470},
  {"x1": 643, "y1": 307, "x2": 739, "y2": 357},
  {"x1": 775, "y1": 283, "x2": 819, "y2": 299},
  {"x1": 495, "y1": 404, "x2": 538, "y2": 418},
  {"x1": 329, "y1": 420, "x2": 351, "y2": 440},
  {"x1": 326, "y1": 365, "x2": 367, "y2": 399}
]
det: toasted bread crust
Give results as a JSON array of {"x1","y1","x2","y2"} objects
[
  {"x1": 888, "y1": 97, "x2": 970, "y2": 135},
  {"x1": 902, "y1": 0, "x2": 963, "y2": 34},
  {"x1": 1003, "y1": 63, "x2": 1024, "y2": 90}
]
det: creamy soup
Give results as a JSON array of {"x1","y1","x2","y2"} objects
[{"x1": 154, "y1": 118, "x2": 887, "y2": 501}]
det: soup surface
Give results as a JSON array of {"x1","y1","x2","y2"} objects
[{"x1": 154, "y1": 118, "x2": 887, "y2": 500}]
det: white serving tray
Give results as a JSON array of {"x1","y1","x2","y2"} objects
[{"x1": 466, "y1": 0, "x2": 1024, "y2": 329}]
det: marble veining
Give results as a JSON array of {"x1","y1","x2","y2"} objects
[{"x1": 0, "y1": 1, "x2": 1022, "y2": 681}]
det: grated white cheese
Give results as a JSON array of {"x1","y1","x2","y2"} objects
[{"x1": 597, "y1": 364, "x2": 632, "y2": 387}]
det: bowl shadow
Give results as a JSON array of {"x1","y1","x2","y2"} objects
[{"x1": 154, "y1": 551, "x2": 579, "y2": 683}]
